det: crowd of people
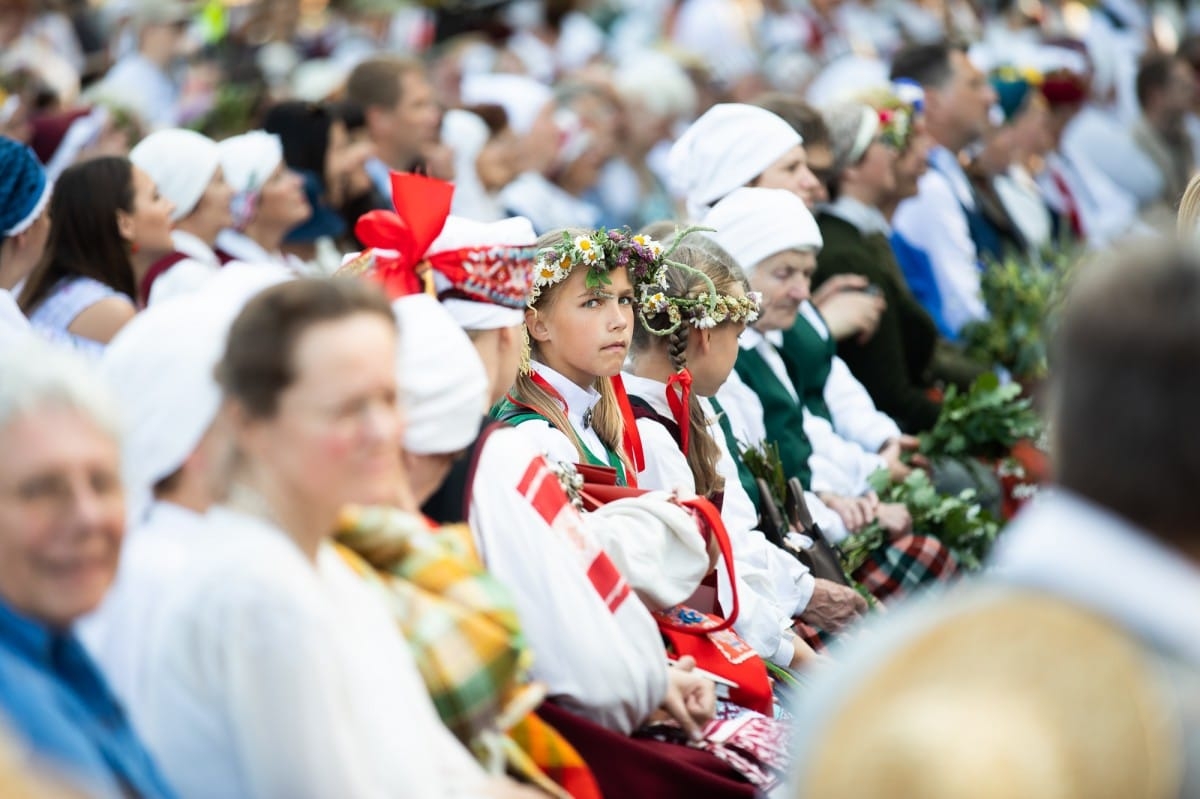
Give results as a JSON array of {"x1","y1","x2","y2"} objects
[{"x1": 1, "y1": 0, "x2": 1199, "y2": 797}]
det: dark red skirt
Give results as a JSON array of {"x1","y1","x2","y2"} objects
[{"x1": 537, "y1": 702, "x2": 757, "y2": 799}]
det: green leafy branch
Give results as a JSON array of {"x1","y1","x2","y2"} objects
[
  {"x1": 840, "y1": 469, "x2": 1001, "y2": 573},
  {"x1": 919, "y1": 372, "x2": 1042, "y2": 461},
  {"x1": 960, "y1": 243, "x2": 1079, "y2": 384}
]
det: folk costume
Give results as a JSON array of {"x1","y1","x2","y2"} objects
[
  {"x1": 136, "y1": 504, "x2": 489, "y2": 799},
  {"x1": 353, "y1": 179, "x2": 759, "y2": 796},
  {"x1": 214, "y1": 132, "x2": 311, "y2": 273},
  {"x1": 816, "y1": 195, "x2": 985, "y2": 433},
  {"x1": 129, "y1": 130, "x2": 225, "y2": 306},
  {"x1": 624, "y1": 372, "x2": 820, "y2": 664},
  {"x1": 707, "y1": 188, "x2": 958, "y2": 601}
]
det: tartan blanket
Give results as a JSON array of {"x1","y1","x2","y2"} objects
[{"x1": 851, "y1": 533, "x2": 958, "y2": 602}]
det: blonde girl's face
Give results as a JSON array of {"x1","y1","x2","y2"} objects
[
  {"x1": 526, "y1": 265, "x2": 635, "y2": 389},
  {"x1": 688, "y1": 282, "x2": 748, "y2": 397}
]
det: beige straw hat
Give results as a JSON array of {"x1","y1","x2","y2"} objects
[{"x1": 798, "y1": 592, "x2": 1184, "y2": 799}]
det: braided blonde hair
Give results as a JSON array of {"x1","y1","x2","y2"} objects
[{"x1": 631, "y1": 233, "x2": 749, "y2": 497}]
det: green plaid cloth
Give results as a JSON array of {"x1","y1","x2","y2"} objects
[
  {"x1": 851, "y1": 532, "x2": 958, "y2": 602},
  {"x1": 335, "y1": 505, "x2": 533, "y2": 744}
]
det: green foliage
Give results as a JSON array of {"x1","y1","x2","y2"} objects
[
  {"x1": 840, "y1": 469, "x2": 1002, "y2": 573},
  {"x1": 960, "y1": 245, "x2": 1078, "y2": 383},
  {"x1": 919, "y1": 373, "x2": 1042, "y2": 461},
  {"x1": 189, "y1": 84, "x2": 261, "y2": 142},
  {"x1": 739, "y1": 439, "x2": 788, "y2": 517}
]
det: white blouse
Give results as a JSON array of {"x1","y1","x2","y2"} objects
[
  {"x1": 468, "y1": 426, "x2": 670, "y2": 734},
  {"x1": 622, "y1": 372, "x2": 812, "y2": 667},
  {"x1": 132, "y1": 506, "x2": 486, "y2": 799}
]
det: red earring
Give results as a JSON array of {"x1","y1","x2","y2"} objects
[{"x1": 130, "y1": 241, "x2": 140, "y2": 255}]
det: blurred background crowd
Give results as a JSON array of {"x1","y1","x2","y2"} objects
[{"x1": 2, "y1": 0, "x2": 1200, "y2": 264}]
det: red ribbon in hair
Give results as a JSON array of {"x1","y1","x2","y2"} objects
[
  {"x1": 665, "y1": 368, "x2": 693, "y2": 456},
  {"x1": 353, "y1": 172, "x2": 454, "y2": 298}
]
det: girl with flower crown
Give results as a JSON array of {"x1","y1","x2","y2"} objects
[
  {"x1": 494, "y1": 227, "x2": 668, "y2": 486},
  {"x1": 624, "y1": 232, "x2": 869, "y2": 664}
]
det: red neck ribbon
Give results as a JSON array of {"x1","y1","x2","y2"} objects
[
  {"x1": 513, "y1": 371, "x2": 644, "y2": 487},
  {"x1": 665, "y1": 368, "x2": 693, "y2": 456},
  {"x1": 610, "y1": 374, "x2": 645, "y2": 483},
  {"x1": 353, "y1": 172, "x2": 454, "y2": 298}
]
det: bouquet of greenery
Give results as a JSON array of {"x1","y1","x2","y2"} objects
[
  {"x1": 840, "y1": 470, "x2": 1002, "y2": 573},
  {"x1": 919, "y1": 373, "x2": 1042, "y2": 462},
  {"x1": 961, "y1": 244, "x2": 1078, "y2": 383}
]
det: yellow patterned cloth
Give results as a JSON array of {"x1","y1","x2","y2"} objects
[{"x1": 334, "y1": 506, "x2": 600, "y2": 798}]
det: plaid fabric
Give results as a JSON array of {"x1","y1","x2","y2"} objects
[
  {"x1": 335, "y1": 507, "x2": 602, "y2": 798},
  {"x1": 792, "y1": 620, "x2": 828, "y2": 653},
  {"x1": 506, "y1": 713, "x2": 603, "y2": 799},
  {"x1": 851, "y1": 533, "x2": 958, "y2": 603},
  {"x1": 334, "y1": 506, "x2": 530, "y2": 743}
]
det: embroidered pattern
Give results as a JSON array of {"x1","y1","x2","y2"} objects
[{"x1": 431, "y1": 244, "x2": 538, "y2": 310}]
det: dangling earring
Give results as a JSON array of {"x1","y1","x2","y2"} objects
[{"x1": 130, "y1": 240, "x2": 140, "y2": 255}]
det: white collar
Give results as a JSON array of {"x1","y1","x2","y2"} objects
[
  {"x1": 993, "y1": 489, "x2": 1200, "y2": 666},
  {"x1": 927, "y1": 145, "x2": 977, "y2": 210},
  {"x1": 824, "y1": 195, "x2": 892, "y2": 236},
  {"x1": 799, "y1": 301, "x2": 830, "y2": 340},
  {"x1": 133, "y1": 500, "x2": 210, "y2": 542},
  {"x1": 621, "y1": 372, "x2": 671, "y2": 417},
  {"x1": 532, "y1": 361, "x2": 602, "y2": 430},
  {"x1": 170, "y1": 230, "x2": 219, "y2": 267},
  {"x1": 739, "y1": 326, "x2": 766, "y2": 351},
  {"x1": 216, "y1": 229, "x2": 282, "y2": 267},
  {"x1": 742, "y1": 326, "x2": 785, "y2": 349}
]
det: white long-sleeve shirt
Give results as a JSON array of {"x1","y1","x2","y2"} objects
[
  {"x1": 468, "y1": 426, "x2": 670, "y2": 734},
  {"x1": 892, "y1": 146, "x2": 987, "y2": 335},
  {"x1": 133, "y1": 506, "x2": 486, "y2": 799},
  {"x1": 79, "y1": 502, "x2": 208, "y2": 716},
  {"x1": 622, "y1": 372, "x2": 813, "y2": 667},
  {"x1": 509, "y1": 364, "x2": 712, "y2": 613},
  {"x1": 715, "y1": 367, "x2": 852, "y2": 543},
  {"x1": 801, "y1": 303, "x2": 901, "y2": 453}
]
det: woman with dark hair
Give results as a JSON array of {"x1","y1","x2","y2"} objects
[
  {"x1": 18, "y1": 156, "x2": 174, "y2": 355},
  {"x1": 262, "y1": 101, "x2": 374, "y2": 271}
]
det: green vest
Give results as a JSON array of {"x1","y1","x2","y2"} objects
[
  {"x1": 709, "y1": 396, "x2": 761, "y2": 505},
  {"x1": 491, "y1": 397, "x2": 630, "y2": 486},
  {"x1": 733, "y1": 345, "x2": 815, "y2": 490},
  {"x1": 780, "y1": 314, "x2": 835, "y2": 423}
]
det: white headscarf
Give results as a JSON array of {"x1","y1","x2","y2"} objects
[
  {"x1": 100, "y1": 264, "x2": 291, "y2": 515},
  {"x1": 460, "y1": 73, "x2": 552, "y2": 136},
  {"x1": 702, "y1": 187, "x2": 822, "y2": 274},
  {"x1": 804, "y1": 55, "x2": 890, "y2": 108},
  {"x1": 394, "y1": 294, "x2": 490, "y2": 455},
  {"x1": 442, "y1": 109, "x2": 506, "y2": 223},
  {"x1": 667, "y1": 103, "x2": 801, "y2": 221},
  {"x1": 428, "y1": 214, "x2": 538, "y2": 331},
  {"x1": 130, "y1": 129, "x2": 221, "y2": 222},
  {"x1": 218, "y1": 131, "x2": 284, "y2": 229}
]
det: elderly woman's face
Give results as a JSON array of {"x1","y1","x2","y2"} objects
[{"x1": 0, "y1": 407, "x2": 123, "y2": 629}]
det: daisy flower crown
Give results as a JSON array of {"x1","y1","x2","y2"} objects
[{"x1": 532, "y1": 226, "x2": 762, "y2": 336}]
